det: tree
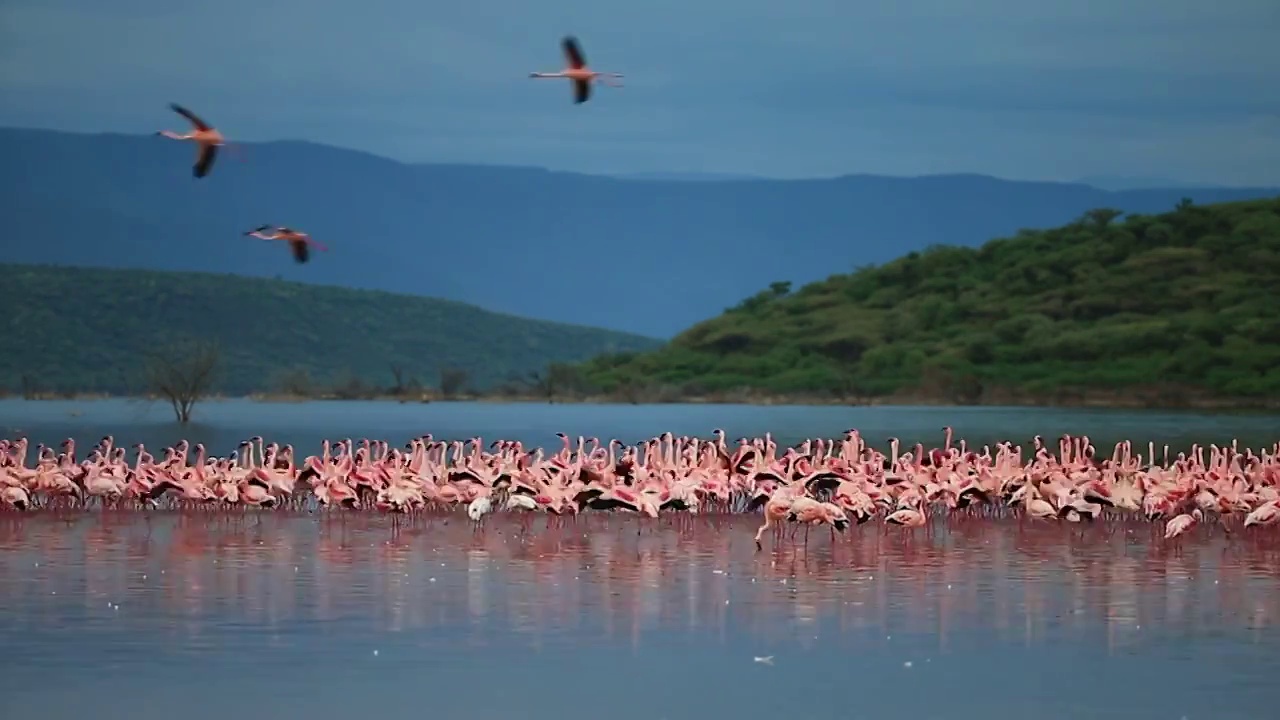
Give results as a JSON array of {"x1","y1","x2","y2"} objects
[
  {"x1": 527, "y1": 362, "x2": 586, "y2": 403},
  {"x1": 1082, "y1": 207, "x2": 1124, "y2": 228},
  {"x1": 439, "y1": 367, "x2": 469, "y2": 399},
  {"x1": 1175, "y1": 197, "x2": 1194, "y2": 211},
  {"x1": 389, "y1": 363, "x2": 408, "y2": 396},
  {"x1": 331, "y1": 371, "x2": 373, "y2": 400},
  {"x1": 274, "y1": 366, "x2": 314, "y2": 397},
  {"x1": 145, "y1": 340, "x2": 220, "y2": 423},
  {"x1": 19, "y1": 373, "x2": 38, "y2": 400},
  {"x1": 768, "y1": 280, "x2": 792, "y2": 297}
]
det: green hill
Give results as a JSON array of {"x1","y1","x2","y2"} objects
[
  {"x1": 0, "y1": 265, "x2": 660, "y2": 396},
  {"x1": 580, "y1": 197, "x2": 1280, "y2": 407}
]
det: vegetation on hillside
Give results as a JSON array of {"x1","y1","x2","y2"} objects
[
  {"x1": 0, "y1": 265, "x2": 659, "y2": 396},
  {"x1": 579, "y1": 197, "x2": 1280, "y2": 407}
]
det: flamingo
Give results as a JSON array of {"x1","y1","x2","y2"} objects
[
  {"x1": 529, "y1": 36, "x2": 623, "y2": 104},
  {"x1": 1, "y1": 485, "x2": 30, "y2": 511},
  {"x1": 155, "y1": 103, "x2": 230, "y2": 178},
  {"x1": 885, "y1": 507, "x2": 927, "y2": 527},
  {"x1": 244, "y1": 225, "x2": 329, "y2": 264},
  {"x1": 467, "y1": 495, "x2": 493, "y2": 525},
  {"x1": 505, "y1": 494, "x2": 538, "y2": 513},
  {"x1": 1164, "y1": 509, "x2": 1202, "y2": 539},
  {"x1": 1244, "y1": 500, "x2": 1279, "y2": 528}
]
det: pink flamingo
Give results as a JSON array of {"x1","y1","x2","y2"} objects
[
  {"x1": 1244, "y1": 500, "x2": 1279, "y2": 528},
  {"x1": 789, "y1": 500, "x2": 851, "y2": 544},
  {"x1": 244, "y1": 225, "x2": 329, "y2": 264},
  {"x1": 1164, "y1": 509, "x2": 1202, "y2": 539},
  {"x1": 1, "y1": 484, "x2": 30, "y2": 511},
  {"x1": 885, "y1": 507, "x2": 927, "y2": 527},
  {"x1": 155, "y1": 103, "x2": 232, "y2": 178},
  {"x1": 238, "y1": 476, "x2": 279, "y2": 508},
  {"x1": 529, "y1": 36, "x2": 623, "y2": 104}
]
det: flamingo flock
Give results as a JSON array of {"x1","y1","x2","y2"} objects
[
  {"x1": 152, "y1": 36, "x2": 619, "y2": 264},
  {"x1": 3, "y1": 429, "x2": 1278, "y2": 547}
]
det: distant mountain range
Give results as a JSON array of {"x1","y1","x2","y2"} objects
[
  {"x1": 1072, "y1": 175, "x2": 1225, "y2": 192},
  {"x1": 611, "y1": 171, "x2": 767, "y2": 182},
  {"x1": 624, "y1": 170, "x2": 1223, "y2": 188},
  {"x1": 2, "y1": 126, "x2": 1276, "y2": 337}
]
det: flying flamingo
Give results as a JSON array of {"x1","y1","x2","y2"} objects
[
  {"x1": 244, "y1": 225, "x2": 329, "y2": 264},
  {"x1": 155, "y1": 103, "x2": 232, "y2": 178},
  {"x1": 529, "y1": 36, "x2": 623, "y2": 104}
]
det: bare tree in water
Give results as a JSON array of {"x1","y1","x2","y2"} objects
[
  {"x1": 439, "y1": 367, "x2": 470, "y2": 399},
  {"x1": 145, "y1": 341, "x2": 221, "y2": 423}
]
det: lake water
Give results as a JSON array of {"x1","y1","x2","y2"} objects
[
  {"x1": 1, "y1": 400, "x2": 1278, "y2": 719},
  {"x1": 2, "y1": 398, "x2": 1278, "y2": 455}
]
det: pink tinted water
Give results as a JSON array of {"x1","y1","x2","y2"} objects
[{"x1": 0, "y1": 514, "x2": 1277, "y2": 719}]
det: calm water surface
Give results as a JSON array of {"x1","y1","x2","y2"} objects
[
  {"x1": 2, "y1": 401, "x2": 1278, "y2": 719},
  {"x1": 1, "y1": 516, "x2": 1278, "y2": 719},
  {"x1": 2, "y1": 398, "x2": 1278, "y2": 453}
]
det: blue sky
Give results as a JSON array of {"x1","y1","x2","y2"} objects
[{"x1": 2, "y1": 0, "x2": 1278, "y2": 184}]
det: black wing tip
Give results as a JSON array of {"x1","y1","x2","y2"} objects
[{"x1": 562, "y1": 36, "x2": 585, "y2": 67}]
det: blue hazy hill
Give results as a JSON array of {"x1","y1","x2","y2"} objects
[{"x1": 2, "y1": 126, "x2": 1276, "y2": 337}]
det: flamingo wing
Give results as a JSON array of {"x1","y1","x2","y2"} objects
[
  {"x1": 573, "y1": 78, "x2": 591, "y2": 104},
  {"x1": 170, "y1": 103, "x2": 211, "y2": 131},
  {"x1": 193, "y1": 144, "x2": 218, "y2": 178},
  {"x1": 562, "y1": 36, "x2": 586, "y2": 69},
  {"x1": 289, "y1": 239, "x2": 311, "y2": 264}
]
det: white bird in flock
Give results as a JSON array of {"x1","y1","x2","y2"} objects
[
  {"x1": 467, "y1": 496, "x2": 492, "y2": 524},
  {"x1": 1244, "y1": 500, "x2": 1279, "y2": 528},
  {"x1": 753, "y1": 656, "x2": 774, "y2": 666},
  {"x1": 505, "y1": 494, "x2": 538, "y2": 512},
  {"x1": 1163, "y1": 508, "x2": 1202, "y2": 539}
]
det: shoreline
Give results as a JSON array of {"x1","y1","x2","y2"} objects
[{"x1": 4, "y1": 391, "x2": 1278, "y2": 412}]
